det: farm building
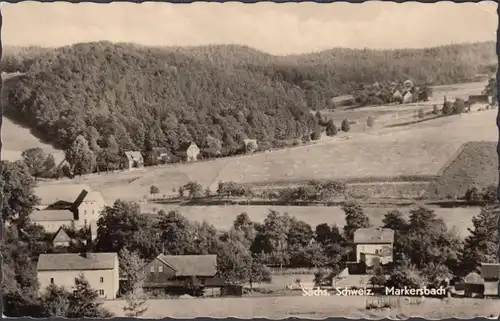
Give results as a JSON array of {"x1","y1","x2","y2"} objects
[
  {"x1": 124, "y1": 151, "x2": 144, "y2": 170},
  {"x1": 37, "y1": 252, "x2": 119, "y2": 299},
  {"x1": 141, "y1": 254, "x2": 220, "y2": 295},
  {"x1": 33, "y1": 184, "x2": 106, "y2": 239},
  {"x1": 353, "y1": 228, "x2": 394, "y2": 267},
  {"x1": 243, "y1": 139, "x2": 258, "y2": 153},
  {"x1": 179, "y1": 142, "x2": 200, "y2": 162}
]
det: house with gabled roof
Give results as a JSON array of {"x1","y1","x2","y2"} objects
[
  {"x1": 37, "y1": 252, "x2": 119, "y2": 299},
  {"x1": 141, "y1": 254, "x2": 219, "y2": 293},
  {"x1": 30, "y1": 210, "x2": 75, "y2": 234},
  {"x1": 354, "y1": 228, "x2": 394, "y2": 267},
  {"x1": 124, "y1": 151, "x2": 144, "y2": 170},
  {"x1": 178, "y1": 142, "x2": 200, "y2": 162},
  {"x1": 52, "y1": 226, "x2": 72, "y2": 247}
]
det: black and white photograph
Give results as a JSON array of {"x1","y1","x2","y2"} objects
[{"x1": 0, "y1": 1, "x2": 498, "y2": 318}]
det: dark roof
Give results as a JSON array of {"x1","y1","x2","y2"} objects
[
  {"x1": 480, "y1": 263, "x2": 500, "y2": 279},
  {"x1": 31, "y1": 209, "x2": 75, "y2": 222},
  {"x1": 37, "y1": 253, "x2": 118, "y2": 271},
  {"x1": 157, "y1": 254, "x2": 217, "y2": 277},
  {"x1": 124, "y1": 151, "x2": 143, "y2": 161},
  {"x1": 354, "y1": 228, "x2": 394, "y2": 244},
  {"x1": 52, "y1": 227, "x2": 72, "y2": 243},
  {"x1": 178, "y1": 142, "x2": 199, "y2": 152}
]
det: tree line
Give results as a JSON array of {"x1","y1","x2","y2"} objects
[{"x1": 3, "y1": 41, "x2": 495, "y2": 174}]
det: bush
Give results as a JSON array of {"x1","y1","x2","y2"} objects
[
  {"x1": 325, "y1": 120, "x2": 338, "y2": 136},
  {"x1": 341, "y1": 119, "x2": 351, "y2": 132},
  {"x1": 310, "y1": 130, "x2": 321, "y2": 141},
  {"x1": 432, "y1": 105, "x2": 439, "y2": 114},
  {"x1": 366, "y1": 116, "x2": 375, "y2": 128},
  {"x1": 150, "y1": 186, "x2": 159, "y2": 194}
]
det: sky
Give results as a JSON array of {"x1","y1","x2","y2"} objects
[{"x1": 1, "y1": 1, "x2": 497, "y2": 55}]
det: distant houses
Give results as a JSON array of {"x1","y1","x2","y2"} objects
[
  {"x1": 468, "y1": 94, "x2": 490, "y2": 104},
  {"x1": 37, "y1": 252, "x2": 119, "y2": 299},
  {"x1": 124, "y1": 151, "x2": 144, "y2": 170},
  {"x1": 179, "y1": 142, "x2": 200, "y2": 162},
  {"x1": 30, "y1": 210, "x2": 75, "y2": 234}
]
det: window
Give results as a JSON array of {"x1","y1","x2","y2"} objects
[
  {"x1": 84, "y1": 219, "x2": 88, "y2": 226},
  {"x1": 92, "y1": 210, "x2": 95, "y2": 214},
  {"x1": 158, "y1": 266, "x2": 163, "y2": 273},
  {"x1": 99, "y1": 289, "x2": 104, "y2": 296},
  {"x1": 50, "y1": 278, "x2": 54, "y2": 284},
  {"x1": 84, "y1": 210, "x2": 87, "y2": 215},
  {"x1": 150, "y1": 266, "x2": 155, "y2": 273},
  {"x1": 100, "y1": 277, "x2": 104, "y2": 283}
]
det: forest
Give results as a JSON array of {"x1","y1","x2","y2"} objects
[{"x1": 4, "y1": 41, "x2": 496, "y2": 168}]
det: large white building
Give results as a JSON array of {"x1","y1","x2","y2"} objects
[
  {"x1": 37, "y1": 252, "x2": 119, "y2": 300},
  {"x1": 32, "y1": 184, "x2": 107, "y2": 239},
  {"x1": 353, "y1": 227, "x2": 394, "y2": 267}
]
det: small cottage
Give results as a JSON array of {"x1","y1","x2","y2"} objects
[
  {"x1": 243, "y1": 139, "x2": 258, "y2": 153},
  {"x1": 52, "y1": 227, "x2": 72, "y2": 248},
  {"x1": 179, "y1": 142, "x2": 200, "y2": 162},
  {"x1": 124, "y1": 151, "x2": 144, "y2": 170},
  {"x1": 353, "y1": 228, "x2": 394, "y2": 267}
]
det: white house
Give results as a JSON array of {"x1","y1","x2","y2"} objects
[
  {"x1": 353, "y1": 227, "x2": 394, "y2": 267},
  {"x1": 30, "y1": 210, "x2": 75, "y2": 234},
  {"x1": 37, "y1": 252, "x2": 119, "y2": 300}
]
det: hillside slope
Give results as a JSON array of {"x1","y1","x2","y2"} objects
[
  {"x1": 1, "y1": 72, "x2": 65, "y2": 164},
  {"x1": 4, "y1": 41, "x2": 496, "y2": 161},
  {"x1": 427, "y1": 141, "x2": 498, "y2": 199}
]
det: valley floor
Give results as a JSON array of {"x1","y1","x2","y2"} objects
[{"x1": 103, "y1": 295, "x2": 500, "y2": 319}]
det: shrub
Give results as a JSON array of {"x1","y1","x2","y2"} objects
[
  {"x1": 341, "y1": 119, "x2": 351, "y2": 132},
  {"x1": 150, "y1": 185, "x2": 159, "y2": 194},
  {"x1": 366, "y1": 116, "x2": 375, "y2": 128},
  {"x1": 310, "y1": 130, "x2": 321, "y2": 141}
]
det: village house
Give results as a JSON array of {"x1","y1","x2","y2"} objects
[
  {"x1": 151, "y1": 147, "x2": 171, "y2": 165},
  {"x1": 30, "y1": 210, "x2": 75, "y2": 234},
  {"x1": 124, "y1": 151, "x2": 144, "y2": 170},
  {"x1": 141, "y1": 254, "x2": 219, "y2": 294},
  {"x1": 480, "y1": 262, "x2": 500, "y2": 296},
  {"x1": 243, "y1": 139, "x2": 258, "y2": 153},
  {"x1": 52, "y1": 227, "x2": 72, "y2": 248},
  {"x1": 179, "y1": 142, "x2": 200, "y2": 162},
  {"x1": 37, "y1": 252, "x2": 120, "y2": 299},
  {"x1": 353, "y1": 228, "x2": 394, "y2": 267},
  {"x1": 33, "y1": 184, "x2": 106, "y2": 239}
]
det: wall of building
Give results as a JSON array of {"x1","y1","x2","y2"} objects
[
  {"x1": 76, "y1": 199, "x2": 106, "y2": 238},
  {"x1": 38, "y1": 267, "x2": 118, "y2": 300},
  {"x1": 33, "y1": 220, "x2": 74, "y2": 234},
  {"x1": 356, "y1": 243, "x2": 393, "y2": 266}
]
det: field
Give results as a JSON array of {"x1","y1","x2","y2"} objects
[
  {"x1": 140, "y1": 203, "x2": 478, "y2": 239},
  {"x1": 102, "y1": 296, "x2": 500, "y2": 318},
  {"x1": 41, "y1": 108, "x2": 497, "y2": 203}
]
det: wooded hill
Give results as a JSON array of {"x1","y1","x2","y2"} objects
[{"x1": 4, "y1": 41, "x2": 496, "y2": 162}]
